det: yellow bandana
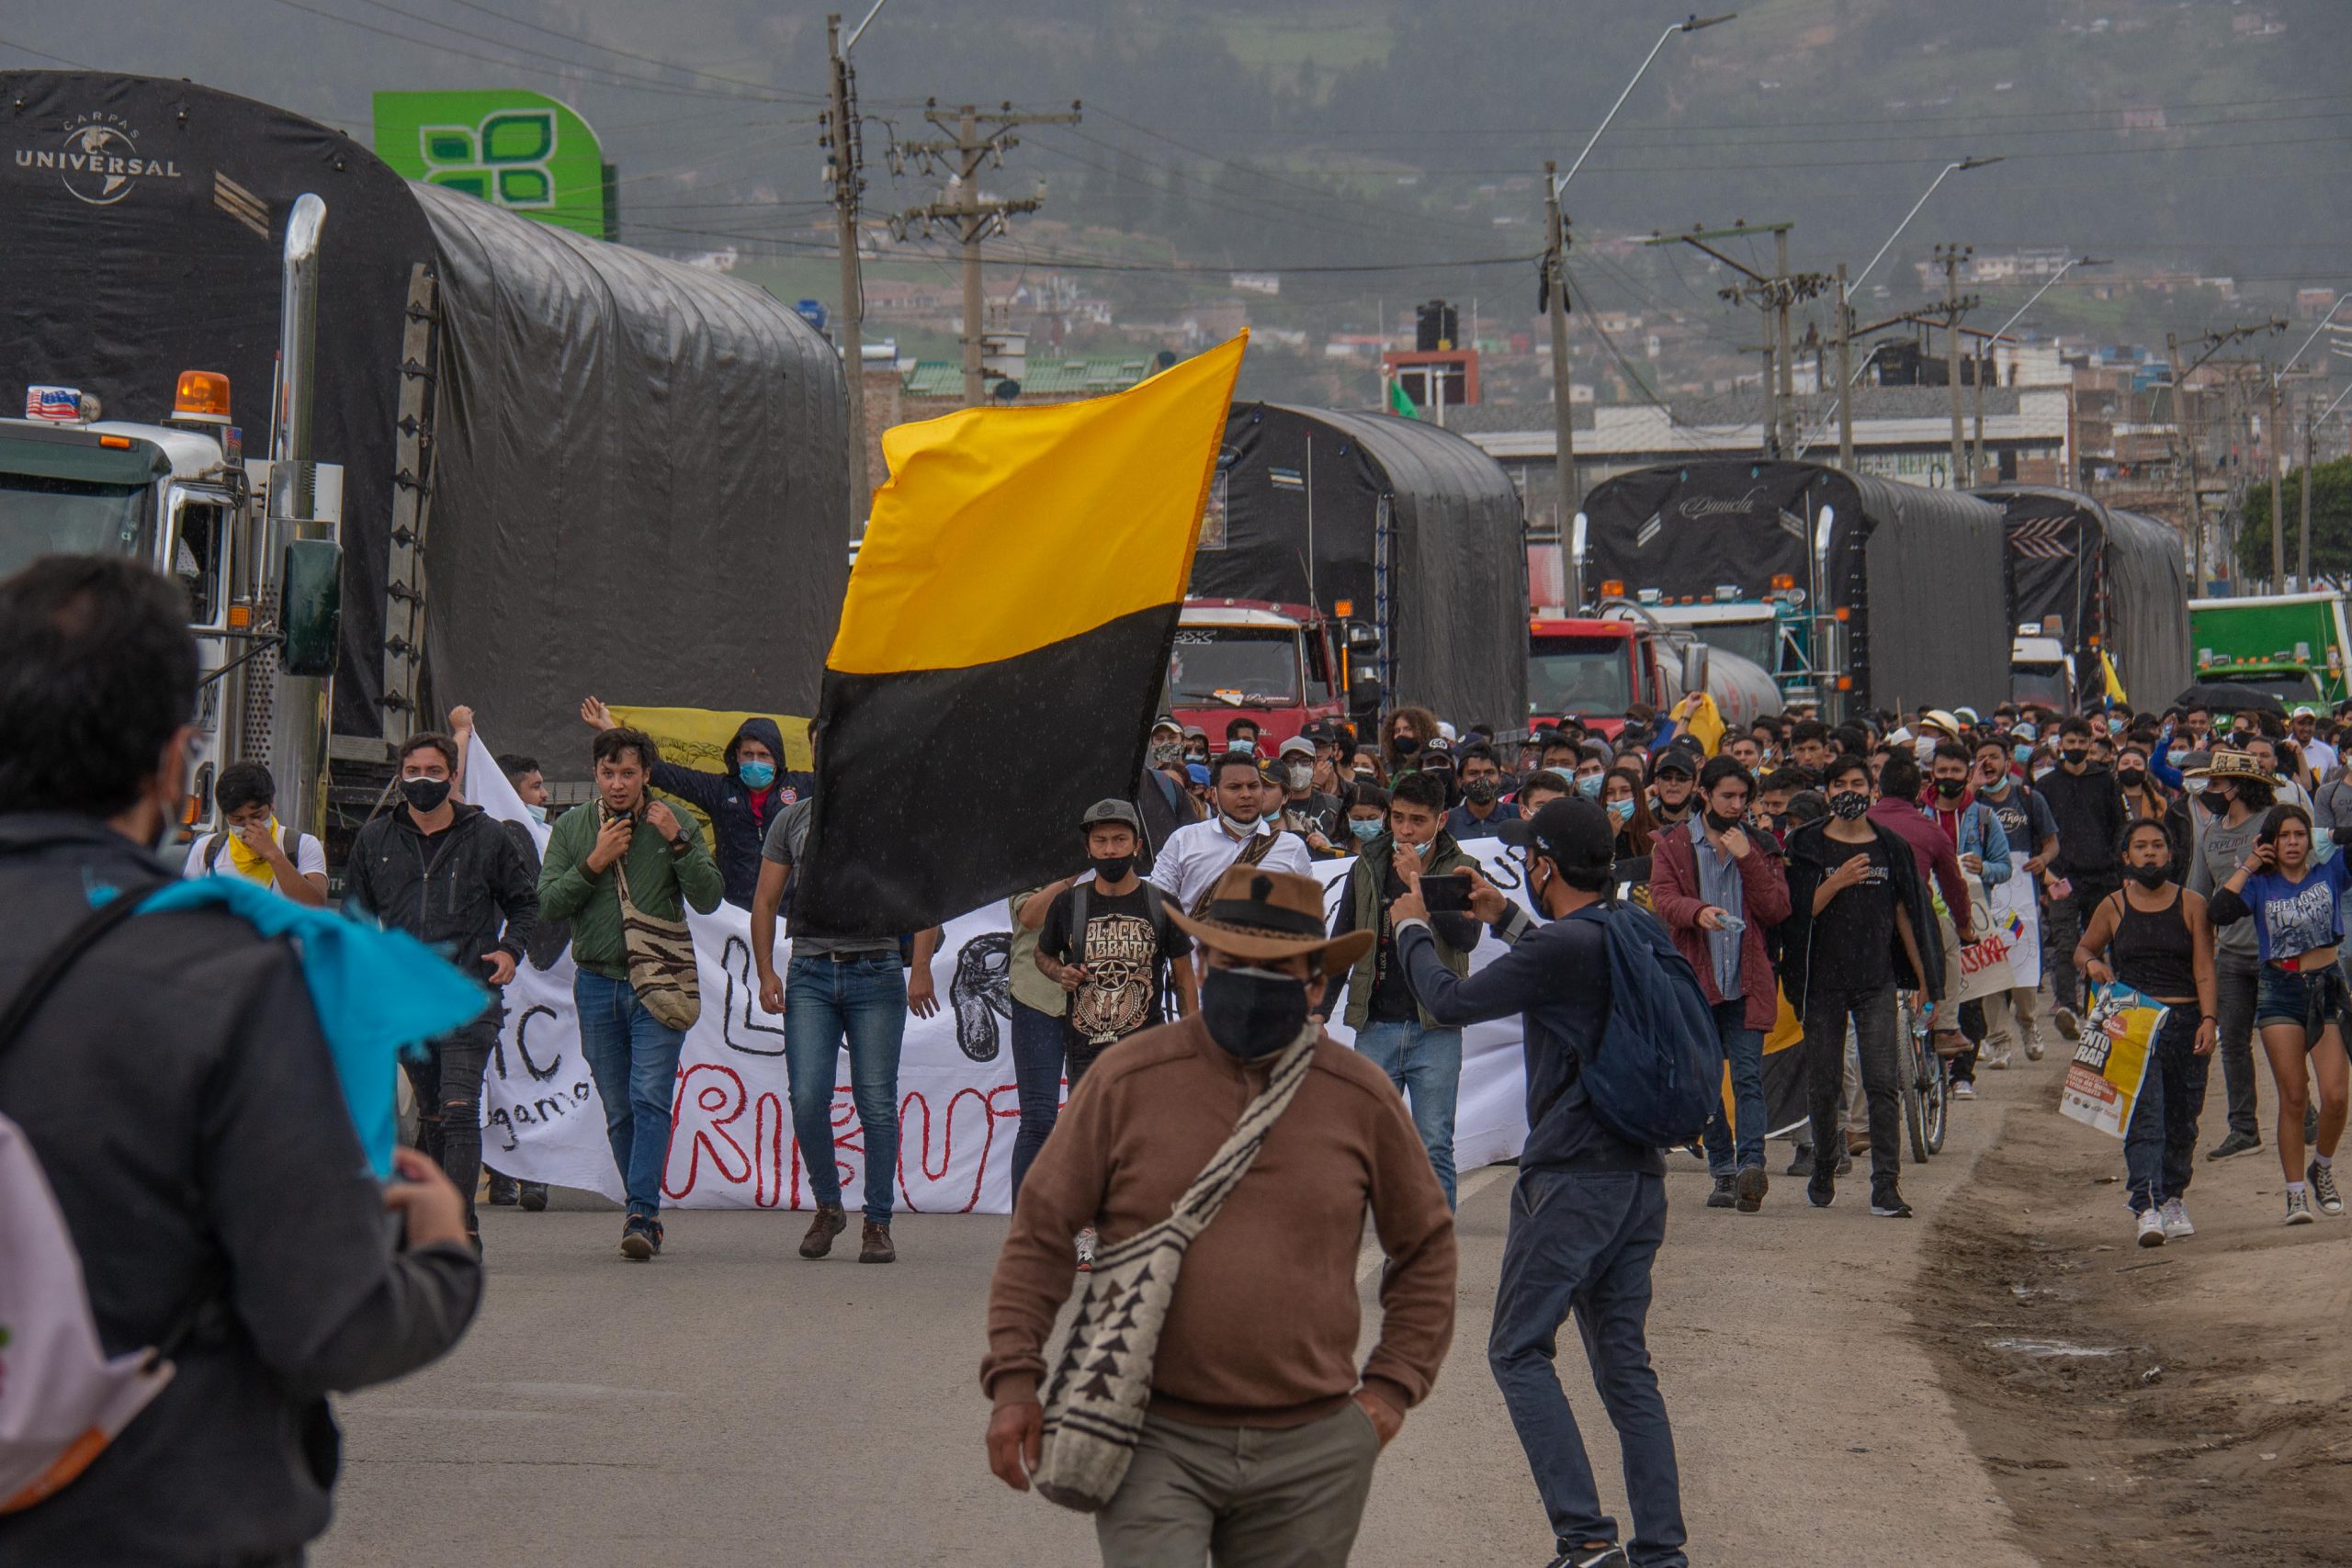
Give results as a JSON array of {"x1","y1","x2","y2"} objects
[{"x1": 223, "y1": 820, "x2": 278, "y2": 888}]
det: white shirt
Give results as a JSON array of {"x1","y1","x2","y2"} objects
[
  {"x1": 183, "y1": 827, "x2": 327, "y2": 887},
  {"x1": 1148, "y1": 815, "x2": 1314, "y2": 909},
  {"x1": 2301, "y1": 738, "x2": 2337, "y2": 781}
]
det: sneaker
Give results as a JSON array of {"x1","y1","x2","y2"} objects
[
  {"x1": 2307, "y1": 1160, "x2": 2344, "y2": 1216},
  {"x1": 1869, "y1": 1185, "x2": 1912, "y2": 1218},
  {"x1": 518, "y1": 1180, "x2": 548, "y2": 1213},
  {"x1": 1545, "y1": 1544, "x2": 1630, "y2": 1568},
  {"x1": 1735, "y1": 1166, "x2": 1770, "y2": 1213},
  {"x1": 2206, "y1": 1130, "x2": 2261, "y2": 1162},
  {"x1": 2285, "y1": 1188, "x2": 2316, "y2": 1225},
  {"x1": 1806, "y1": 1171, "x2": 1836, "y2": 1209},
  {"x1": 2022, "y1": 1035, "x2": 2046, "y2": 1062},
  {"x1": 799, "y1": 1203, "x2": 849, "y2": 1259},
  {"x1": 2159, "y1": 1199, "x2": 2195, "y2": 1239},
  {"x1": 2135, "y1": 1208, "x2": 2166, "y2": 1248},
  {"x1": 1952, "y1": 1079, "x2": 1976, "y2": 1100},
  {"x1": 1705, "y1": 1175, "x2": 1737, "y2": 1209},
  {"x1": 619, "y1": 1213, "x2": 658, "y2": 1261},
  {"x1": 1981, "y1": 1049, "x2": 2014, "y2": 1071},
  {"x1": 859, "y1": 1220, "x2": 897, "y2": 1264},
  {"x1": 486, "y1": 1170, "x2": 520, "y2": 1206},
  {"x1": 2053, "y1": 1008, "x2": 2082, "y2": 1043},
  {"x1": 1075, "y1": 1226, "x2": 1098, "y2": 1271}
]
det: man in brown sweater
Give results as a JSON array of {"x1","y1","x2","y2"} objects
[{"x1": 982, "y1": 865, "x2": 1457, "y2": 1566}]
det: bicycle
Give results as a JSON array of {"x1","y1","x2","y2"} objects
[{"x1": 1899, "y1": 993, "x2": 1950, "y2": 1163}]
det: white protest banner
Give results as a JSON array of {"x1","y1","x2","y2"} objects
[
  {"x1": 1933, "y1": 872, "x2": 2016, "y2": 1007},
  {"x1": 468, "y1": 736, "x2": 1538, "y2": 1213},
  {"x1": 1986, "y1": 870, "x2": 2041, "y2": 989},
  {"x1": 2058, "y1": 984, "x2": 2163, "y2": 1138}
]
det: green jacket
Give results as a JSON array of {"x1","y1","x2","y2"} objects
[
  {"x1": 1334, "y1": 830, "x2": 1480, "y2": 1031},
  {"x1": 537, "y1": 802, "x2": 726, "y2": 980}
]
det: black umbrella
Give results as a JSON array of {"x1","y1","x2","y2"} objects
[{"x1": 2175, "y1": 682, "x2": 2289, "y2": 716}]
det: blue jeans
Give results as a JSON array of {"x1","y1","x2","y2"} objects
[
  {"x1": 1489, "y1": 1168, "x2": 1685, "y2": 1567},
  {"x1": 1008, "y1": 998, "x2": 1066, "y2": 1203},
  {"x1": 575, "y1": 971, "x2": 688, "y2": 1219},
  {"x1": 785, "y1": 953, "x2": 908, "y2": 1224},
  {"x1": 1700, "y1": 1000, "x2": 1767, "y2": 1178},
  {"x1": 2125, "y1": 1005, "x2": 2210, "y2": 1213},
  {"x1": 1352, "y1": 1019, "x2": 1464, "y2": 1207}
]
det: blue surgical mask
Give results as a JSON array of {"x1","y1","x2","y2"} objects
[
  {"x1": 1577, "y1": 773, "x2": 1604, "y2": 799},
  {"x1": 738, "y1": 759, "x2": 777, "y2": 790},
  {"x1": 1608, "y1": 798, "x2": 1635, "y2": 824},
  {"x1": 526, "y1": 803, "x2": 548, "y2": 825},
  {"x1": 2012, "y1": 743, "x2": 2033, "y2": 765},
  {"x1": 1349, "y1": 818, "x2": 1383, "y2": 842}
]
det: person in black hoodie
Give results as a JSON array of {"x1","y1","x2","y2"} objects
[
  {"x1": 345, "y1": 731, "x2": 539, "y2": 1248},
  {"x1": 580, "y1": 700, "x2": 809, "y2": 909},
  {"x1": 0, "y1": 556, "x2": 479, "y2": 1566},
  {"x1": 2038, "y1": 716, "x2": 2126, "y2": 1027},
  {"x1": 1778, "y1": 753, "x2": 1943, "y2": 1218}
]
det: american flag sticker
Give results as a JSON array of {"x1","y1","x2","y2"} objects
[{"x1": 25, "y1": 386, "x2": 82, "y2": 421}]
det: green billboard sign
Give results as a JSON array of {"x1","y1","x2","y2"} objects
[{"x1": 372, "y1": 90, "x2": 611, "y2": 238}]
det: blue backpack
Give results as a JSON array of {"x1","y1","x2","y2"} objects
[{"x1": 1566, "y1": 901, "x2": 1725, "y2": 1148}]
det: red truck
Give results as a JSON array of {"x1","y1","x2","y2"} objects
[
  {"x1": 1526, "y1": 615, "x2": 1677, "y2": 740},
  {"x1": 1164, "y1": 598, "x2": 1360, "y2": 748}
]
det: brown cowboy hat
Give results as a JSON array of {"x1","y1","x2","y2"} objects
[
  {"x1": 2180, "y1": 749, "x2": 2282, "y2": 785},
  {"x1": 1168, "y1": 865, "x2": 1375, "y2": 971}
]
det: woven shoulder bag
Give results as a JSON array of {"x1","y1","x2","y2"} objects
[{"x1": 614, "y1": 852, "x2": 701, "y2": 1031}]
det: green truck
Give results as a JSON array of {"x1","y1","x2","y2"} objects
[{"x1": 2187, "y1": 591, "x2": 2352, "y2": 706}]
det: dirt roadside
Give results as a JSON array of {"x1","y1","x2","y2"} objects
[{"x1": 1917, "y1": 1056, "x2": 2352, "y2": 1566}]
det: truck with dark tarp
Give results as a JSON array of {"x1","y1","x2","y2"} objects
[
  {"x1": 1576, "y1": 460, "x2": 2011, "y2": 720},
  {"x1": 1187, "y1": 402, "x2": 1528, "y2": 732},
  {"x1": 1970, "y1": 485, "x2": 2189, "y2": 712},
  {"x1": 1, "y1": 72, "x2": 849, "y2": 841}
]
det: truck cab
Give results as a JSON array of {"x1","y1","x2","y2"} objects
[
  {"x1": 1525, "y1": 615, "x2": 1671, "y2": 739},
  {"x1": 2011, "y1": 626, "x2": 2075, "y2": 711},
  {"x1": 1630, "y1": 585, "x2": 1820, "y2": 709},
  {"x1": 1166, "y1": 599, "x2": 1351, "y2": 750}
]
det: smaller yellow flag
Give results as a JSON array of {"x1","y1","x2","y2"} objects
[{"x1": 2099, "y1": 650, "x2": 2128, "y2": 706}]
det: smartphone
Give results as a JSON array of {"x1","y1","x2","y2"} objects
[{"x1": 1419, "y1": 871, "x2": 1474, "y2": 914}]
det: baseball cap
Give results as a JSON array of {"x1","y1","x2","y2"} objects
[
  {"x1": 1498, "y1": 796, "x2": 1616, "y2": 880},
  {"x1": 1653, "y1": 745, "x2": 1701, "y2": 778},
  {"x1": 1080, "y1": 798, "x2": 1142, "y2": 832},
  {"x1": 1151, "y1": 715, "x2": 1182, "y2": 736},
  {"x1": 1277, "y1": 735, "x2": 1317, "y2": 761}
]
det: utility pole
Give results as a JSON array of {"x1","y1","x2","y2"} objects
[
  {"x1": 1972, "y1": 339, "x2": 1989, "y2": 482},
  {"x1": 1837, "y1": 261, "x2": 1854, "y2": 472},
  {"x1": 1643, "y1": 219, "x2": 1825, "y2": 459},
  {"x1": 2269, "y1": 368, "x2": 2287, "y2": 589},
  {"x1": 2167, "y1": 333, "x2": 2203, "y2": 592},
  {"x1": 892, "y1": 98, "x2": 1081, "y2": 405},
  {"x1": 821, "y1": 13, "x2": 871, "y2": 528},
  {"x1": 1544, "y1": 161, "x2": 1576, "y2": 543},
  {"x1": 1938, "y1": 243, "x2": 1972, "y2": 484}
]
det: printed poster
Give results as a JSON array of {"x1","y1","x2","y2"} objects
[{"x1": 2058, "y1": 983, "x2": 2164, "y2": 1139}]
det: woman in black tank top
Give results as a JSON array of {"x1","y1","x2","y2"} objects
[{"x1": 2070, "y1": 820, "x2": 2218, "y2": 1248}]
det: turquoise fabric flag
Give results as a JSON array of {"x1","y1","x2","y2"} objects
[{"x1": 136, "y1": 878, "x2": 489, "y2": 1179}]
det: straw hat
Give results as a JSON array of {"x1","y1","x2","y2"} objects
[
  {"x1": 2180, "y1": 749, "x2": 2281, "y2": 785},
  {"x1": 1168, "y1": 865, "x2": 1374, "y2": 970}
]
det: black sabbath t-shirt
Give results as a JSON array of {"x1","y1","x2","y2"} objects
[{"x1": 1038, "y1": 884, "x2": 1193, "y2": 1051}]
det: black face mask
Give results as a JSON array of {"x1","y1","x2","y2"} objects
[
  {"x1": 1464, "y1": 778, "x2": 1501, "y2": 806},
  {"x1": 1199, "y1": 965, "x2": 1311, "y2": 1059},
  {"x1": 1702, "y1": 810, "x2": 1743, "y2": 834},
  {"x1": 401, "y1": 776, "x2": 452, "y2": 814},
  {"x1": 2126, "y1": 862, "x2": 2171, "y2": 889},
  {"x1": 2061, "y1": 749, "x2": 2089, "y2": 768},
  {"x1": 1933, "y1": 776, "x2": 1967, "y2": 799},
  {"x1": 1827, "y1": 790, "x2": 1871, "y2": 820},
  {"x1": 1392, "y1": 735, "x2": 1421, "y2": 757},
  {"x1": 1091, "y1": 853, "x2": 1136, "y2": 884}
]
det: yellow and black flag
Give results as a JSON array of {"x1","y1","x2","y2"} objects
[{"x1": 795, "y1": 334, "x2": 1247, "y2": 934}]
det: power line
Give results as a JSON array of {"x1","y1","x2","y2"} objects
[
  {"x1": 427, "y1": 0, "x2": 808, "y2": 101},
  {"x1": 0, "y1": 32, "x2": 98, "y2": 69}
]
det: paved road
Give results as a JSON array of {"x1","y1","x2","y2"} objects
[{"x1": 318, "y1": 1057, "x2": 2064, "y2": 1567}]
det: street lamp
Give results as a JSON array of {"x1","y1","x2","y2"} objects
[
  {"x1": 1547, "y1": 11, "x2": 1733, "y2": 593},
  {"x1": 1792, "y1": 155, "x2": 2003, "y2": 465},
  {"x1": 1987, "y1": 254, "x2": 2109, "y2": 345}
]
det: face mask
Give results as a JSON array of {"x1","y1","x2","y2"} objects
[
  {"x1": 2125, "y1": 862, "x2": 2171, "y2": 889},
  {"x1": 1577, "y1": 773, "x2": 1604, "y2": 799},
  {"x1": 1286, "y1": 763, "x2": 1313, "y2": 790},
  {"x1": 1934, "y1": 776, "x2": 1966, "y2": 799},
  {"x1": 1392, "y1": 735, "x2": 1421, "y2": 758},
  {"x1": 1828, "y1": 790, "x2": 1871, "y2": 820},
  {"x1": 526, "y1": 803, "x2": 548, "y2": 825},
  {"x1": 1914, "y1": 737, "x2": 1937, "y2": 763},
  {"x1": 1702, "y1": 810, "x2": 1742, "y2": 834},
  {"x1": 1349, "y1": 818, "x2": 1383, "y2": 842},
  {"x1": 1091, "y1": 853, "x2": 1136, "y2": 883},
  {"x1": 2117, "y1": 762, "x2": 2145, "y2": 783},
  {"x1": 2166, "y1": 747, "x2": 2188, "y2": 765},
  {"x1": 2060, "y1": 749, "x2": 2088, "y2": 768},
  {"x1": 1219, "y1": 809, "x2": 1259, "y2": 835},
  {"x1": 1200, "y1": 965, "x2": 1311, "y2": 1059},
  {"x1": 401, "y1": 776, "x2": 452, "y2": 814},
  {"x1": 1185, "y1": 749, "x2": 1209, "y2": 765},
  {"x1": 1150, "y1": 740, "x2": 1183, "y2": 769},
  {"x1": 1464, "y1": 778, "x2": 1500, "y2": 806},
  {"x1": 1413, "y1": 838, "x2": 1434, "y2": 857},
  {"x1": 2012, "y1": 743, "x2": 2033, "y2": 766},
  {"x1": 737, "y1": 759, "x2": 777, "y2": 790},
  {"x1": 1608, "y1": 798, "x2": 1635, "y2": 824},
  {"x1": 1231, "y1": 739, "x2": 1256, "y2": 757}
]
